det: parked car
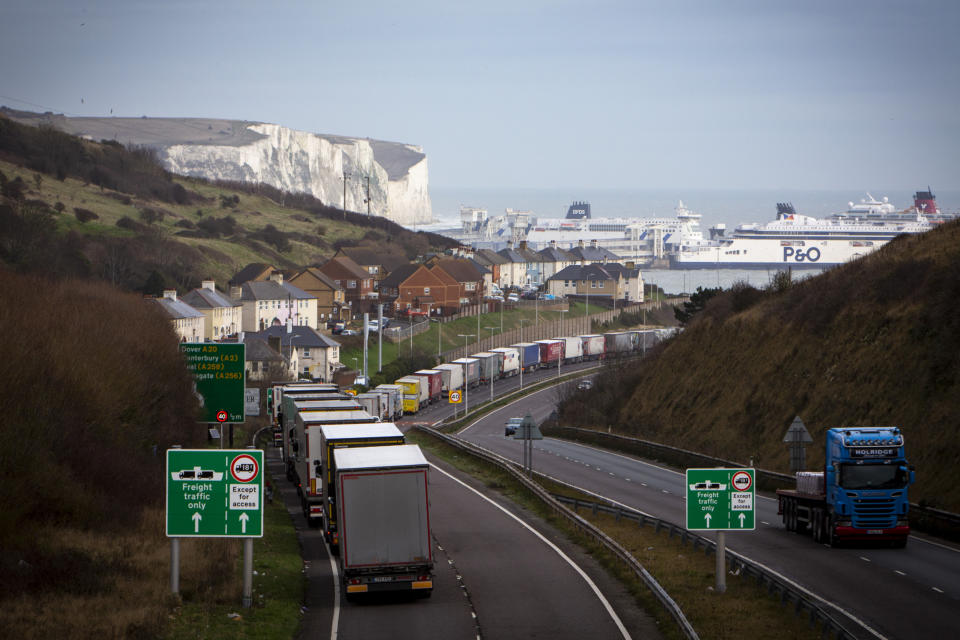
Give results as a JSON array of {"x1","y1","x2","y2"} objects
[
  {"x1": 507, "y1": 293, "x2": 520, "y2": 303},
  {"x1": 504, "y1": 417, "x2": 524, "y2": 436},
  {"x1": 340, "y1": 329, "x2": 358, "y2": 336},
  {"x1": 577, "y1": 379, "x2": 594, "y2": 391}
]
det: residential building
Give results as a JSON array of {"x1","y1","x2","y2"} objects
[
  {"x1": 377, "y1": 263, "x2": 420, "y2": 304},
  {"x1": 181, "y1": 280, "x2": 243, "y2": 341},
  {"x1": 288, "y1": 267, "x2": 346, "y2": 323},
  {"x1": 154, "y1": 290, "x2": 205, "y2": 342},
  {"x1": 537, "y1": 242, "x2": 577, "y2": 283},
  {"x1": 316, "y1": 256, "x2": 376, "y2": 317},
  {"x1": 228, "y1": 263, "x2": 277, "y2": 288},
  {"x1": 497, "y1": 242, "x2": 528, "y2": 289},
  {"x1": 396, "y1": 264, "x2": 450, "y2": 315},
  {"x1": 333, "y1": 247, "x2": 408, "y2": 284},
  {"x1": 430, "y1": 258, "x2": 485, "y2": 306},
  {"x1": 242, "y1": 336, "x2": 291, "y2": 382},
  {"x1": 546, "y1": 264, "x2": 619, "y2": 299},
  {"x1": 231, "y1": 271, "x2": 318, "y2": 332},
  {"x1": 474, "y1": 249, "x2": 509, "y2": 292},
  {"x1": 251, "y1": 325, "x2": 342, "y2": 382},
  {"x1": 566, "y1": 240, "x2": 619, "y2": 265}
]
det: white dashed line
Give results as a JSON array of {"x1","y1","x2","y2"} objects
[
  {"x1": 932, "y1": 587, "x2": 944, "y2": 594},
  {"x1": 894, "y1": 570, "x2": 906, "y2": 576}
]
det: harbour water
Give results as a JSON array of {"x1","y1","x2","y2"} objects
[{"x1": 643, "y1": 268, "x2": 826, "y2": 295}]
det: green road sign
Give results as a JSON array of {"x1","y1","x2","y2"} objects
[
  {"x1": 685, "y1": 468, "x2": 755, "y2": 531},
  {"x1": 180, "y1": 343, "x2": 245, "y2": 423},
  {"x1": 166, "y1": 449, "x2": 264, "y2": 537}
]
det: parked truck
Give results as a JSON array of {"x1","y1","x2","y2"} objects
[
  {"x1": 580, "y1": 334, "x2": 605, "y2": 360},
  {"x1": 395, "y1": 376, "x2": 429, "y2": 413},
  {"x1": 334, "y1": 444, "x2": 433, "y2": 598},
  {"x1": 319, "y1": 423, "x2": 405, "y2": 548},
  {"x1": 374, "y1": 384, "x2": 404, "y2": 419},
  {"x1": 535, "y1": 339, "x2": 563, "y2": 368},
  {"x1": 292, "y1": 409, "x2": 379, "y2": 523},
  {"x1": 604, "y1": 331, "x2": 633, "y2": 356},
  {"x1": 776, "y1": 427, "x2": 915, "y2": 547},
  {"x1": 558, "y1": 337, "x2": 584, "y2": 363},
  {"x1": 434, "y1": 363, "x2": 464, "y2": 396},
  {"x1": 451, "y1": 357, "x2": 480, "y2": 388},
  {"x1": 355, "y1": 393, "x2": 389, "y2": 421},
  {"x1": 490, "y1": 347, "x2": 519, "y2": 377},
  {"x1": 471, "y1": 352, "x2": 502, "y2": 384},
  {"x1": 280, "y1": 391, "x2": 350, "y2": 474},
  {"x1": 411, "y1": 369, "x2": 443, "y2": 404},
  {"x1": 511, "y1": 342, "x2": 540, "y2": 372}
]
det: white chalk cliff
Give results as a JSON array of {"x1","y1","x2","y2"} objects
[
  {"x1": 8, "y1": 113, "x2": 432, "y2": 226},
  {"x1": 161, "y1": 124, "x2": 432, "y2": 225}
]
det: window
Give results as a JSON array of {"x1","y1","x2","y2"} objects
[
  {"x1": 348, "y1": 280, "x2": 357, "y2": 289},
  {"x1": 302, "y1": 348, "x2": 311, "y2": 358},
  {"x1": 591, "y1": 280, "x2": 598, "y2": 288},
  {"x1": 466, "y1": 282, "x2": 476, "y2": 291},
  {"x1": 423, "y1": 287, "x2": 430, "y2": 295}
]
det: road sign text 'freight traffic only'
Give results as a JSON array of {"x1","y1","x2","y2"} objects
[{"x1": 166, "y1": 449, "x2": 264, "y2": 537}]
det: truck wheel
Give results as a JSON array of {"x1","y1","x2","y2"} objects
[{"x1": 826, "y1": 515, "x2": 839, "y2": 548}]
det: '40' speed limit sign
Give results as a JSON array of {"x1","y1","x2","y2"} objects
[{"x1": 449, "y1": 390, "x2": 462, "y2": 404}]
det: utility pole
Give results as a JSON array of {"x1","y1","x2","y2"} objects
[
  {"x1": 485, "y1": 326, "x2": 498, "y2": 403},
  {"x1": 364, "y1": 175, "x2": 371, "y2": 216},
  {"x1": 342, "y1": 171, "x2": 351, "y2": 220}
]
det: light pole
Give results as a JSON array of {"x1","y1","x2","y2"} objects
[
  {"x1": 341, "y1": 171, "x2": 351, "y2": 219},
  {"x1": 485, "y1": 326, "x2": 499, "y2": 402},
  {"x1": 500, "y1": 299, "x2": 503, "y2": 334},
  {"x1": 457, "y1": 334, "x2": 475, "y2": 415},
  {"x1": 518, "y1": 319, "x2": 528, "y2": 390},
  {"x1": 557, "y1": 310, "x2": 568, "y2": 381}
]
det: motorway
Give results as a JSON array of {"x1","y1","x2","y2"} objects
[
  {"x1": 441, "y1": 371, "x2": 960, "y2": 640},
  {"x1": 267, "y1": 381, "x2": 662, "y2": 640}
]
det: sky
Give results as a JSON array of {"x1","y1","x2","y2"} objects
[{"x1": 2, "y1": 0, "x2": 959, "y2": 192}]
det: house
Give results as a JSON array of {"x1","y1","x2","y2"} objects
[
  {"x1": 181, "y1": 280, "x2": 243, "y2": 341},
  {"x1": 231, "y1": 271, "x2": 318, "y2": 332},
  {"x1": 566, "y1": 240, "x2": 618, "y2": 265},
  {"x1": 288, "y1": 267, "x2": 346, "y2": 324},
  {"x1": 153, "y1": 290, "x2": 205, "y2": 342},
  {"x1": 333, "y1": 247, "x2": 408, "y2": 284},
  {"x1": 537, "y1": 242, "x2": 577, "y2": 284},
  {"x1": 497, "y1": 242, "x2": 528, "y2": 289},
  {"x1": 474, "y1": 249, "x2": 509, "y2": 292},
  {"x1": 251, "y1": 325, "x2": 342, "y2": 382},
  {"x1": 395, "y1": 264, "x2": 451, "y2": 315},
  {"x1": 599, "y1": 263, "x2": 645, "y2": 302},
  {"x1": 316, "y1": 255, "x2": 376, "y2": 317},
  {"x1": 242, "y1": 336, "x2": 291, "y2": 382},
  {"x1": 513, "y1": 241, "x2": 544, "y2": 287},
  {"x1": 428, "y1": 264, "x2": 463, "y2": 312},
  {"x1": 377, "y1": 263, "x2": 420, "y2": 303},
  {"x1": 430, "y1": 258, "x2": 485, "y2": 306},
  {"x1": 546, "y1": 264, "x2": 619, "y2": 299},
  {"x1": 228, "y1": 263, "x2": 277, "y2": 288}
]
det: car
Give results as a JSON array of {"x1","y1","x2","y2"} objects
[
  {"x1": 537, "y1": 293, "x2": 555, "y2": 301},
  {"x1": 504, "y1": 417, "x2": 524, "y2": 436},
  {"x1": 507, "y1": 293, "x2": 520, "y2": 303},
  {"x1": 340, "y1": 329, "x2": 358, "y2": 336},
  {"x1": 577, "y1": 379, "x2": 594, "y2": 391}
]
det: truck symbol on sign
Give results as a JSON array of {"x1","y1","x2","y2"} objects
[
  {"x1": 689, "y1": 481, "x2": 726, "y2": 491},
  {"x1": 171, "y1": 466, "x2": 224, "y2": 481}
]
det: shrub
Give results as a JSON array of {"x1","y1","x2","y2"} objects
[{"x1": 74, "y1": 207, "x2": 99, "y2": 223}]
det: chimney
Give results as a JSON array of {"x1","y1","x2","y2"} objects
[
  {"x1": 519, "y1": 240, "x2": 527, "y2": 251},
  {"x1": 162, "y1": 289, "x2": 177, "y2": 301},
  {"x1": 269, "y1": 270, "x2": 284, "y2": 285},
  {"x1": 230, "y1": 285, "x2": 242, "y2": 299},
  {"x1": 201, "y1": 280, "x2": 215, "y2": 291},
  {"x1": 287, "y1": 318, "x2": 293, "y2": 333},
  {"x1": 507, "y1": 240, "x2": 514, "y2": 249},
  {"x1": 590, "y1": 239, "x2": 599, "y2": 249},
  {"x1": 578, "y1": 239, "x2": 585, "y2": 249},
  {"x1": 550, "y1": 240, "x2": 557, "y2": 250}
]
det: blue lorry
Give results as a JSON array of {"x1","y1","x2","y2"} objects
[{"x1": 776, "y1": 427, "x2": 914, "y2": 547}]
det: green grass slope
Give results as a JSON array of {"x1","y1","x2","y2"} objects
[{"x1": 594, "y1": 222, "x2": 960, "y2": 511}]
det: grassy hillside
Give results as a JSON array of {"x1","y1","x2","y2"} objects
[
  {"x1": 562, "y1": 221, "x2": 960, "y2": 512},
  {"x1": 0, "y1": 114, "x2": 457, "y2": 292}
]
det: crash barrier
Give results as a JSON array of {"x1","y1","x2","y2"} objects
[
  {"x1": 413, "y1": 425, "x2": 699, "y2": 640},
  {"x1": 553, "y1": 495, "x2": 860, "y2": 640}
]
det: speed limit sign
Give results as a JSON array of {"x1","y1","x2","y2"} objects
[{"x1": 449, "y1": 390, "x2": 462, "y2": 404}]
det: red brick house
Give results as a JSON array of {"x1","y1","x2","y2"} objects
[
  {"x1": 396, "y1": 265, "x2": 451, "y2": 315},
  {"x1": 316, "y1": 256, "x2": 375, "y2": 318}
]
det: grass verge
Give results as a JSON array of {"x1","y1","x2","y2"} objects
[{"x1": 407, "y1": 429, "x2": 824, "y2": 640}]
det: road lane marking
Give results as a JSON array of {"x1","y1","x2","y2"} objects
[
  {"x1": 431, "y1": 463, "x2": 632, "y2": 640},
  {"x1": 860, "y1": 556, "x2": 871, "y2": 563},
  {"x1": 894, "y1": 570, "x2": 906, "y2": 576},
  {"x1": 932, "y1": 587, "x2": 943, "y2": 594}
]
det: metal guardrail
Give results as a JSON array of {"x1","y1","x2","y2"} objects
[
  {"x1": 549, "y1": 427, "x2": 960, "y2": 539},
  {"x1": 413, "y1": 425, "x2": 699, "y2": 639},
  {"x1": 552, "y1": 495, "x2": 859, "y2": 640}
]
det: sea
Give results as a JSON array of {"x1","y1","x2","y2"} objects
[{"x1": 421, "y1": 186, "x2": 959, "y2": 294}]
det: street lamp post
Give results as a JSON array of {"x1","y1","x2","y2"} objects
[
  {"x1": 485, "y1": 326, "x2": 499, "y2": 402},
  {"x1": 557, "y1": 309, "x2": 568, "y2": 381},
  {"x1": 457, "y1": 334, "x2": 475, "y2": 415},
  {"x1": 518, "y1": 319, "x2": 528, "y2": 390}
]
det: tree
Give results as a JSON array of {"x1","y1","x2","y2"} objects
[{"x1": 674, "y1": 286, "x2": 722, "y2": 324}]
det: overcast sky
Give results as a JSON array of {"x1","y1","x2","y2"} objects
[{"x1": 2, "y1": 0, "x2": 958, "y2": 191}]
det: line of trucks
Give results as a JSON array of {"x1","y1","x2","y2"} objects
[
  {"x1": 387, "y1": 328, "x2": 676, "y2": 414},
  {"x1": 270, "y1": 382, "x2": 433, "y2": 598}
]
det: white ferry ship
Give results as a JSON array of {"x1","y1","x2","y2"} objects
[{"x1": 669, "y1": 198, "x2": 933, "y2": 270}]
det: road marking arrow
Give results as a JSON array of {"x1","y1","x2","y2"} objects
[
  {"x1": 192, "y1": 511, "x2": 202, "y2": 533},
  {"x1": 704, "y1": 513, "x2": 712, "y2": 527},
  {"x1": 739, "y1": 513, "x2": 746, "y2": 528},
  {"x1": 239, "y1": 512, "x2": 249, "y2": 534}
]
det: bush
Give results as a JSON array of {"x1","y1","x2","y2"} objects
[{"x1": 73, "y1": 207, "x2": 99, "y2": 223}]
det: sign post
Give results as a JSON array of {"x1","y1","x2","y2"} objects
[
  {"x1": 180, "y1": 343, "x2": 246, "y2": 424},
  {"x1": 685, "y1": 468, "x2": 755, "y2": 593},
  {"x1": 167, "y1": 448, "x2": 264, "y2": 606}
]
